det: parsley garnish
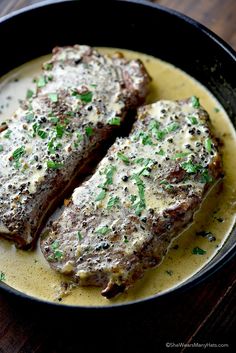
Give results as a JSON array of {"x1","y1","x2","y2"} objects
[
  {"x1": 77, "y1": 91, "x2": 93, "y2": 103},
  {"x1": 0, "y1": 145, "x2": 3, "y2": 152},
  {"x1": 47, "y1": 160, "x2": 64, "y2": 169},
  {"x1": 188, "y1": 116, "x2": 198, "y2": 125},
  {"x1": 156, "y1": 149, "x2": 165, "y2": 156},
  {"x1": 132, "y1": 174, "x2": 146, "y2": 216},
  {"x1": 50, "y1": 117, "x2": 59, "y2": 124},
  {"x1": 26, "y1": 89, "x2": 34, "y2": 99},
  {"x1": 85, "y1": 126, "x2": 94, "y2": 137},
  {"x1": 108, "y1": 117, "x2": 121, "y2": 126},
  {"x1": 37, "y1": 130, "x2": 48, "y2": 139},
  {"x1": 95, "y1": 189, "x2": 106, "y2": 202},
  {"x1": 51, "y1": 241, "x2": 63, "y2": 259},
  {"x1": 160, "y1": 180, "x2": 173, "y2": 190},
  {"x1": 25, "y1": 112, "x2": 35, "y2": 123},
  {"x1": 117, "y1": 152, "x2": 130, "y2": 165},
  {"x1": 77, "y1": 231, "x2": 83, "y2": 241},
  {"x1": 12, "y1": 146, "x2": 25, "y2": 162},
  {"x1": 192, "y1": 247, "x2": 206, "y2": 255},
  {"x1": 166, "y1": 122, "x2": 180, "y2": 133},
  {"x1": 200, "y1": 170, "x2": 213, "y2": 183},
  {"x1": 4, "y1": 130, "x2": 12, "y2": 138},
  {"x1": 124, "y1": 235, "x2": 129, "y2": 243},
  {"x1": 0, "y1": 271, "x2": 5, "y2": 281},
  {"x1": 107, "y1": 196, "x2": 120, "y2": 209},
  {"x1": 48, "y1": 93, "x2": 58, "y2": 103},
  {"x1": 56, "y1": 124, "x2": 64, "y2": 138},
  {"x1": 43, "y1": 63, "x2": 53, "y2": 71},
  {"x1": 205, "y1": 138, "x2": 212, "y2": 153},
  {"x1": 191, "y1": 96, "x2": 200, "y2": 108},
  {"x1": 173, "y1": 152, "x2": 190, "y2": 159},
  {"x1": 95, "y1": 226, "x2": 111, "y2": 235},
  {"x1": 181, "y1": 161, "x2": 199, "y2": 174},
  {"x1": 214, "y1": 107, "x2": 220, "y2": 113}
]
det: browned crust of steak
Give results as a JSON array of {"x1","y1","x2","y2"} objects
[
  {"x1": 0, "y1": 45, "x2": 151, "y2": 248},
  {"x1": 40, "y1": 98, "x2": 223, "y2": 298}
]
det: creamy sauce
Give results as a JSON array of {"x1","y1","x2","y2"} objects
[{"x1": 0, "y1": 48, "x2": 236, "y2": 306}]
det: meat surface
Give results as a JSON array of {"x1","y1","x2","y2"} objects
[
  {"x1": 0, "y1": 45, "x2": 150, "y2": 248},
  {"x1": 40, "y1": 98, "x2": 222, "y2": 298}
]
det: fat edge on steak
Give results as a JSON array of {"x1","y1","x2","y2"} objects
[
  {"x1": 0, "y1": 45, "x2": 150, "y2": 248},
  {"x1": 41, "y1": 98, "x2": 222, "y2": 299}
]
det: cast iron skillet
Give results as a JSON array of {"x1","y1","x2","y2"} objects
[{"x1": 0, "y1": 0, "x2": 236, "y2": 313}]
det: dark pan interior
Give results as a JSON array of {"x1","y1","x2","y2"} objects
[{"x1": 0, "y1": 0, "x2": 236, "y2": 310}]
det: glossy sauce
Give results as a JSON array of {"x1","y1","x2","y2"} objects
[{"x1": 0, "y1": 48, "x2": 235, "y2": 306}]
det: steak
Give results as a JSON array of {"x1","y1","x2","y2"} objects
[
  {"x1": 40, "y1": 98, "x2": 222, "y2": 298},
  {"x1": 0, "y1": 45, "x2": 150, "y2": 248}
]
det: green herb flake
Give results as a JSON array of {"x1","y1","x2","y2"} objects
[
  {"x1": 117, "y1": 152, "x2": 130, "y2": 165},
  {"x1": 43, "y1": 62, "x2": 53, "y2": 71},
  {"x1": 95, "y1": 189, "x2": 106, "y2": 202},
  {"x1": 124, "y1": 235, "x2": 129, "y2": 243},
  {"x1": 95, "y1": 226, "x2": 111, "y2": 235},
  {"x1": 104, "y1": 165, "x2": 116, "y2": 186},
  {"x1": 153, "y1": 130, "x2": 166, "y2": 141},
  {"x1": 188, "y1": 116, "x2": 198, "y2": 125},
  {"x1": 4, "y1": 129, "x2": 12, "y2": 138},
  {"x1": 156, "y1": 149, "x2": 165, "y2": 156},
  {"x1": 108, "y1": 117, "x2": 121, "y2": 126},
  {"x1": 160, "y1": 180, "x2": 173, "y2": 190},
  {"x1": 173, "y1": 152, "x2": 190, "y2": 159},
  {"x1": 0, "y1": 271, "x2": 6, "y2": 281},
  {"x1": 85, "y1": 126, "x2": 94, "y2": 137},
  {"x1": 47, "y1": 160, "x2": 64, "y2": 169},
  {"x1": 13, "y1": 146, "x2": 25, "y2": 161},
  {"x1": 191, "y1": 96, "x2": 200, "y2": 108},
  {"x1": 25, "y1": 112, "x2": 35, "y2": 123},
  {"x1": 78, "y1": 91, "x2": 93, "y2": 103},
  {"x1": 107, "y1": 196, "x2": 120, "y2": 209},
  {"x1": 214, "y1": 107, "x2": 220, "y2": 113},
  {"x1": 26, "y1": 89, "x2": 34, "y2": 99},
  {"x1": 50, "y1": 117, "x2": 59, "y2": 124},
  {"x1": 166, "y1": 122, "x2": 180, "y2": 133},
  {"x1": 200, "y1": 169, "x2": 213, "y2": 184},
  {"x1": 129, "y1": 195, "x2": 137, "y2": 204},
  {"x1": 77, "y1": 231, "x2": 83, "y2": 241},
  {"x1": 192, "y1": 247, "x2": 206, "y2": 255},
  {"x1": 48, "y1": 93, "x2": 58, "y2": 103},
  {"x1": 205, "y1": 138, "x2": 212, "y2": 153},
  {"x1": 0, "y1": 145, "x2": 3, "y2": 152},
  {"x1": 149, "y1": 120, "x2": 160, "y2": 131},
  {"x1": 37, "y1": 76, "x2": 47, "y2": 88},
  {"x1": 132, "y1": 174, "x2": 146, "y2": 216},
  {"x1": 142, "y1": 133, "x2": 154, "y2": 145},
  {"x1": 181, "y1": 161, "x2": 199, "y2": 174},
  {"x1": 56, "y1": 124, "x2": 64, "y2": 138},
  {"x1": 37, "y1": 130, "x2": 48, "y2": 139}
]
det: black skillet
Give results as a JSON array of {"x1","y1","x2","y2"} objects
[{"x1": 0, "y1": 0, "x2": 236, "y2": 317}]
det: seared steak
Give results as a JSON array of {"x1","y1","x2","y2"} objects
[
  {"x1": 41, "y1": 98, "x2": 222, "y2": 298},
  {"x1": 0, "y1": 45, "x2": 150, "y2": 248}
]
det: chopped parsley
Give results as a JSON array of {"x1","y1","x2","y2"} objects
[
  {"x1": 107, "y1": 196, "x2": 120, "y2": 209},
  {"x1": 173, "y1": 152, "x2": 190, "y2": 159},
  {"x1": 26, "y1": 89, "x2": 34, "y2": 99},
  {"x1": 51, "y1": 241, "x2": 63, "y2": 259},
  {"x1": 200, "y1": 169, "x2": 213, "y2": 183},
  {"x1": 188, "y1": 116, "x2": 198, "y2": 125},
  {"x1": 25, "y1": 112, "x2": 35, "y2": 123},
  {"x1": 85, "y1": 126, "x2": 94, "y2": 137},
  {"x1": 205, "y1": 138, "x2": 212, "y2": 153},
  {"x1": 37, "y1": 76, "x2": 47, "y2": 88},
  {"x1": 142, "y1": 132, "x2": 154, "y2": 145},
  {"x1": 12, "y1": 146, "x2": 25, "y2": 162},
  {"x1": 166, "y1": 122, "x2": 180, "y2": 133},
  {"x1": 0, "y1": 144, "x2": 3, "y2": 152},
  {"x1": 160, "y1": 180, "x2": 173, "y2": 190},
  {"x1": 95, "y1": 226, "x2": 111, "y2": 235},
  {"x1": 148, "y1": 120, "x2": 160, "y2": 131},
  {"x1": 156, "y1": 149, "x2": 165, "y2": 156},
  {"x1": 192, "y1": 247, "x2": 206, "y2": 255},
  {"x1": 49, "y1": 117, "x2": 59, "y2": 124},
  {"x1": 132, "y1": 174, "x2": 146, "y2": 216},
  {"x1": 214, "y1": 107, "x2": 220, "y2": 113},
  {"x1": 104, "y1": 165, "x2": 116, "y2": 186},
  {"x1": 95, "y1": 189, "x2": 106, "y2": 202},
  {"x1": 77, "y1": 231, "x2": 83, "y2": 241},
  {"x1": 43, "y1": 62, "x2": 53, "y2": 71},
  {"x1": 108, "y1": 117, "x2": 121, "y2": 126},
  {"x1": 48, "y1": 93, "x2": 58, "y2": 103},
  {"x1": 37, "y1": 130, "x2": 48, "y2": 139},
  {"x1": 124, "y1": 235, "x2": 129, "y2": 243},
  {"x1": 153, "y1": 130, "x2": 166, "y2": 141},
  {"x1": 191, "y1": 96, "x2": 200, "y2": 108},
  {"x1": 181, "y1": 161, "x2": 199, "y2": 174},
  {"x1": 47, "y1": 160, "x2": 64, "y2": 169},
  {"x1": 129, "y1": 194, "x2": 137, "y2": 204},
  {"x1": 75, "y1": 91, "x2": 93, "y2": 103},
  {"x1": 0, "y1": 271, "x2": 5, "y2": 281},
  {"x1": 117, "y1": 152, "x2": 130, "y2": 165},
  {"x1": 55, "y1": 124, "x2": 64, "y2": 138},
  {"x1": 4, "y1": 129, "x2": 12, "y2": 138}
]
